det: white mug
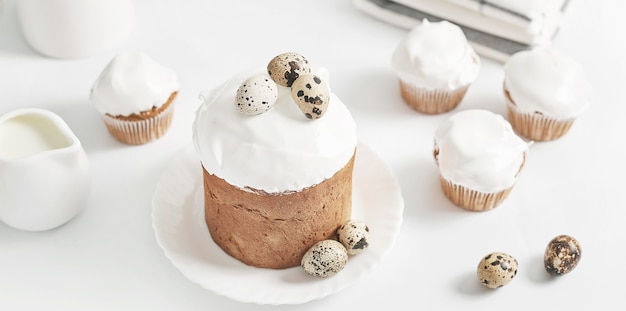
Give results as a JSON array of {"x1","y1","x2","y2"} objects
[
  {"x1": 16, "y1": 0, "x2": 134, "y2": 59},
  {"x1": 0, "y1": 108, "x2": 91, "y2": 231}
]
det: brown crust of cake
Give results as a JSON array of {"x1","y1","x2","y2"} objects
[{"x1": 202, "y1": 151, "x2": 356, "y2": 269}]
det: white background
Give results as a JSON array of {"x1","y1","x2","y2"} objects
[{"x1": 1, "y1": 0, "x2": 625, "y2": 309}]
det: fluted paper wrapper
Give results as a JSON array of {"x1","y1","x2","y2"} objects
[
  {"x1": 399, "y1": 80, "x2": 469, "y2": 114},
  {"x1": 439, "y1": 176, "x2": 513, "y2": 212},
  {"x1": 504, "y1": 88, "x2": 575, "y2": 141},
  {"x1": 103, "y1": 102, "x2": 174, "y2": 145}
]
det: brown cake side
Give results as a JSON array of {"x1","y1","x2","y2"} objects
[{"x1": 202, "y1": 151, "x2": 355, "y2": 269}]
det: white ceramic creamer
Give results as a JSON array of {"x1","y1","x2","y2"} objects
[
  {"x1": 16, "y1": 0, "x2": 134, "y2": 59},
  {"x1": 0, "y1": 108, "x2": 90, "y2": 231}
]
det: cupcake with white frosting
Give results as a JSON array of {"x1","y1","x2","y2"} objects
[
  {"x1": 434, "y1": 109, "x2": 529, "y2": 211},
  {"x1": 90, "y1": 52, "x2": 179, "y2": 145},
  {"x1": 392, "y1": 19, "x2": 480, "y2": 114},
  {"x1": 503, "y1": 48, "x2": 591, "y2": 141}
]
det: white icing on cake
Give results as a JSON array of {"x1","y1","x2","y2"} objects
[
  {"x1": 90, "y1": 52, "x2": 179, "y2": 116},
  {"x1": 504, "y1": 48, "x2": 591, "y2": 119},
  {"x1": 434, "y1": 109, "x2": 529, "y2": 193},
  {"x1": 392, "y1": 19, "x2": 480, "y2": 90},
  {"x1": 192, "y1": 68, "x2": 357, "y2": 194}
]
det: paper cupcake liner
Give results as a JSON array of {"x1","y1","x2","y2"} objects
[
  {"x1": 504, "y1": 90, "x2": 575, "y2": 141},
  {"x1": 399, "y1": 81, "x2": 469, "y2": 114},
  {"x1": 103, "y1": 102, "x2": 174, "y2": 145},
  {"x1": 439, "y1": 176, "x2": 513, "y2": 212}
]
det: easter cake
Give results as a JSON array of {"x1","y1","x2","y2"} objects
[{"x1": 192, "y1": 52, "x2": 358, "y2": 269}]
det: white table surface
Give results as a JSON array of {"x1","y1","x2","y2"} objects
[{"x1": 1, "y1": 0, "x2": 625, "y2": 309}]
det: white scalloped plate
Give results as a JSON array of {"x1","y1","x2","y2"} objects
[{"x1": 151, "y1": 142, "x2": 404, "y2": 305}]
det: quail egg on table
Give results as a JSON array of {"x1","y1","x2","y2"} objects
[
  {"x1": 544, "y1": 234, "x2": 581, "y2": 276},
  {"x1": 476, "y1": 252, "x2": 518, "y2": 289}
]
